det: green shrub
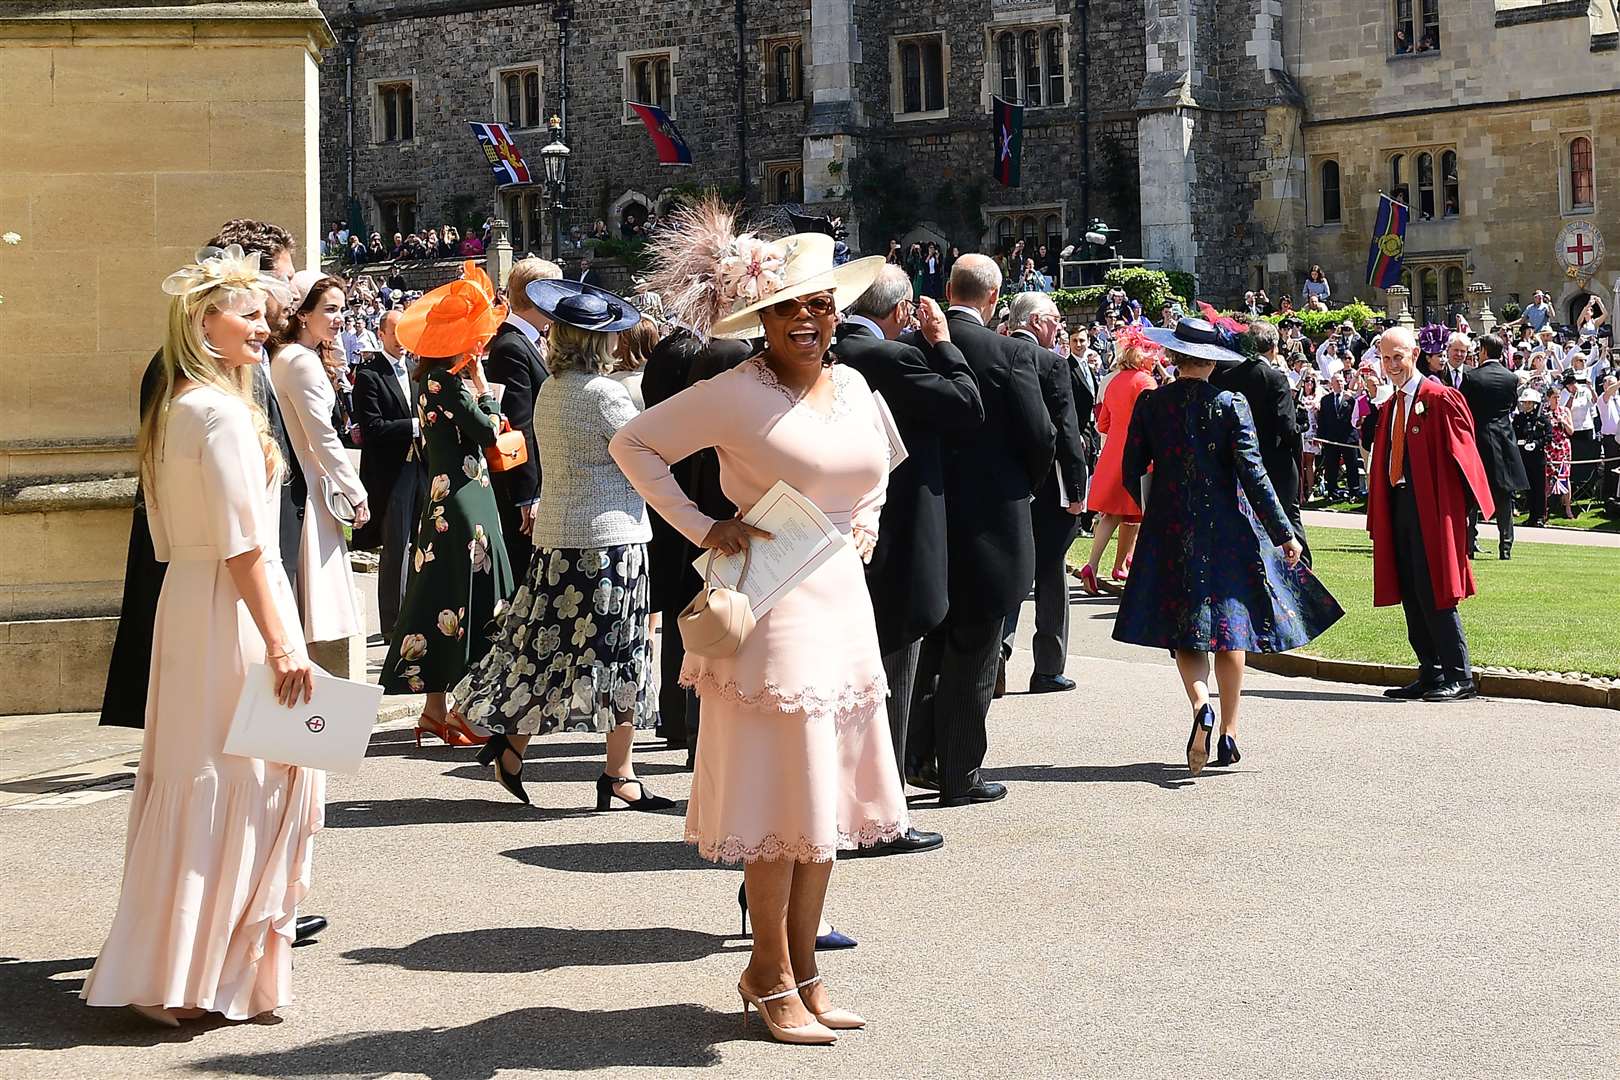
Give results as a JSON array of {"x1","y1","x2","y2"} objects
[
  {"x1": 1104, "y1": 266, "x2": 1175, "y2": 312},
  {"x1": 1499, "y1": 301, "x2": 1522, "y2": 323},
  {"x1": 1164, "y1": 270, "x2": 1196, "y2": 306},
  {"x1": 1263, "y1": 301, "x2": 1377, "y2": 338},
  {"x1": 1053, "y1": 285, "x2": 1108, "y2": 317},
  {"x1": 587, "y1": 235, "x2": 650, "y2": 272}
]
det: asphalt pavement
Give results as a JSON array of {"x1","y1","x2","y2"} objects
[{"x1": 1, "y1": 589, "x2": 1616, "y2": 1079}]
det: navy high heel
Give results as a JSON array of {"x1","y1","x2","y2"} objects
[
  {"x1": 1214, "y1": 733, "x2": 1241, "y2": 767},
  {"x1": 737, "y1": 883, "x2": 859, "y2": 950},
  {"x1": 1186, "y1": 703, "x2": 1216, "y2": 775}
]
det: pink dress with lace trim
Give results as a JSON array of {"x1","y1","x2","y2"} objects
[{"x1": 612, "y1": 357, "x2": 909, "y2": 863}]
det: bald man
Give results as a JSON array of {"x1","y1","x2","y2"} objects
[
  {"x1": 1366, "y1": 326, "x2": 1493, "y2": 701},
  {"x1": 353, "y1": 307, "x2": 428, "y2": 636}
]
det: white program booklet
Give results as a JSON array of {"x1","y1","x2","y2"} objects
[
  {"x1": 694, "y1": 480, "x2": 847, "y2": 618},
  {"x1": 870, "y1": 391, "x2": 909, "y2": 471},
  {"x1": 224, "y1": 663, "x2": 384, "y2": 775}
]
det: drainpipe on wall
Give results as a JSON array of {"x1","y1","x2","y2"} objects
[
  {"x1": 343, "y1": 21, "x2": 359, "y2": 232},
  {"x1": 1077, "y1": 0, "x2": 1091, "y2": 246},
  {"x1": 735, "y1": 0, "x2": 749, "y2": 200}
]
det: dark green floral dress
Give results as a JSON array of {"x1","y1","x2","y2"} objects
[{"x1": 381, "y1": 365, "x2": 515, "y2": 693}]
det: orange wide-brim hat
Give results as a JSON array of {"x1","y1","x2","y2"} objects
[{"x1": 396, "y1": 278, "x2": 506, "y2": 363}]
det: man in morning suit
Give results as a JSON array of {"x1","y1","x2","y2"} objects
[
  {"x1": 640, "y1": 325, "x2": 753, "y2": 761},
  {"x1": 1315, "y1": 371, "x2": 1361, "y2": 498},
  {"x1": 351, "y1": 309, "x2": 426, "y2": 636},
  {"x1": 907, "y1": 255, "x2": 1056, "y2": 806},
  {"x1": 1367, "y1": 327, "x2": 1494, "y2": 702},
  {"x1": 835, "y1": 268, "x2": 983, "y2": 854},
  {"x1": 1458, "y1": 333, "x2": 1530, "y2": 559},
  {"x1": 1214, "y1": 320, "x2": 1307, "y2": 563},
  {"x1": 483, "y1": 257, "x2": 559, "y2": 583},
  {"x1": 101, "y1": 218, "x2": 306, "y2": 730},
  {"x1": 1000, "y1": 291, "x2": 1088, "y2": 694}
]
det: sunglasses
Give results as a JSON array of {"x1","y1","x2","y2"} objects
[{"x1": 769, "y1": 294, "x2": 837, "y2": 319}]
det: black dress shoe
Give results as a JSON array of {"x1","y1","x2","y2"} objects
[
  {"x1": 1383, "y1": 680, "x2": 1431, "y2": 700},
  {"x1": 847, "y1": 827, "x2": 944, "y2": 858},
  {"x1": 1028, "y1": 673, "x2": 1077, "y2": 694},
  {"x1": 1422, "y1": 681, "x2": 1478, "y2": 702},
  {"x1": 939, "y1": 779, "x2": 1008, "y2": 807},
  {"x1": 904, "y1": 762, "x2": 941, "y2": 791},
  {"x1": 294, "y1": 915, "x2": 328, "y2": 944},
  {"x1": 992, "y1": 659, "x2": 1007, "y2": 700},
  {"x1": 1499, "y1": 544, "x2": 1512, "y2": 560}
]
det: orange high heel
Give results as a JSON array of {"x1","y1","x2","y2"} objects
[
  {"x1": 414, "y1": 713, "x2": 453, "y2": 747},
  {"x1": 445, "y1": 709, "x2": 490, "y2": 747}
]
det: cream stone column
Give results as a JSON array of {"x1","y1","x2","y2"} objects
[
  {"x1": 803, "y1": 0, "x2": 860, "y2": 243},
  {"x1": 0, "y1": 1, "x2": 334, "y2": 714}
]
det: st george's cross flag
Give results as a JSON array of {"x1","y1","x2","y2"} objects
[
  {"x1": 467, "y1": 122, "x2": 532, "y2": 186},
  {"x1": 1365, "y1": 192, "x2": 1409, "y2": 289},
  {"x1": 627, "y1": 101, "x2": 694, "y2": 166},
  {"x1": 992, "y1": 96, "x2": 1024, "y2": 187}
]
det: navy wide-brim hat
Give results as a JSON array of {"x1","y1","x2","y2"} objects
[
  {"x1": 1142, "y1": 317, "x2": 1246, "y2": 363},
  {"x1": 525, "y1": 278, "x2": 642, "y2": 333}
]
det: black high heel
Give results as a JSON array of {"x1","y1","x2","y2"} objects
[
  {"x1": 595, "y1": 773, "x2": 675, "y2": 812},
  {"x1": 478, "y1": 734, "x2": 529, "y2": 805},
  {"x1": 738, "y1": 883, "x2": 859, "y2": 950},
  {"x1": 1186, "y1": 703, "x2": 1215, "y2": 776},
  {"x1": 1214, "y1": 733, "x2": 1241, "y2": 767}
]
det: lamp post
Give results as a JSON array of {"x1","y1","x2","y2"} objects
[{"x1": 539, "y1": 114, "x2": 570, "y2": 263}]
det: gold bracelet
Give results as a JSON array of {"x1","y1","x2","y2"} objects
[{"x1": 267, "y1": 648, "x2": 294, "y2": 660}]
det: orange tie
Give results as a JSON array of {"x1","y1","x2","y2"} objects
[{"x1": 1388, "y1": 391, "x2": 1408, "y2": 488}]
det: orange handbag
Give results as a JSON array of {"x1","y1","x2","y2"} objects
[{"x1": 484, "y1": 419, "x2": 528, "y2": 472}]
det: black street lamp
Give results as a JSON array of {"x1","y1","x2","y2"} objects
[{"x1": 539, "y1": 114, "x2": 570, "y2": 261}]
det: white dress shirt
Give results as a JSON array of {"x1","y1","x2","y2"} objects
[
  {"x1": 946, "y1": 304, "x2": 985, "y2": 325},
  {"x1": 841, "y1": 314, "x2": 886, "y2": 340},
  {"x1": 1596, "y1": 393, "x2": 1620, "y2": 437},
  {"x1": 382, "y1": 349, "x2": 420, "y2": 436},
  {"x1": 505, "y1": 311, "x2": 543, "y2": 344}
]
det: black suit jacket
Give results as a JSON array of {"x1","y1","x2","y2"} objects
[
  {"x1": 483, "y1": 321, "x2": 548, "y2": 508},
  {"x1": 833, "y1": 322, "x2": 984, "y2": 654},
  {"x1": 351, "y1": 353, "x2": 420, "y2": 549},
  {"x1": 935, "y1": 310, "x2": 1056, "y2": 619},
  {"x1": 101, "y1": 353, "x2": 306, "y2": 728},
  {"x1": 1212, "y1": 355, "x2": 1300, "y2": 504},
  {"x1": 640, "y1": 328, "x2": 753, "y2": 612},
  {"x1": 1071, "y1": 353, "x2": 1100, "y2": 466},
  {"x1": 1460, "y1": 361, "x2": 1531, "y2": 492},
  {"x1": 1011, "y1": 329, "x2": 1088, "y2": 507}
]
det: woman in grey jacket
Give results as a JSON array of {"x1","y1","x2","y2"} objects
[{"x1": 455, "y1": 280, "x2": 672, "y2": 811}]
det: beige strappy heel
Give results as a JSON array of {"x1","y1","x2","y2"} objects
[
  {"x1": 797, "y1": 974, "x2": 866, "y2": 1030},
  {"x1": 738, "y1": 982, "x2": 839, "y2": 1045}
]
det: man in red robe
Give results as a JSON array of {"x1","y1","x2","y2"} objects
[{"x1": 1367, "y1": 326, "x2": 1494, "y2": 701}]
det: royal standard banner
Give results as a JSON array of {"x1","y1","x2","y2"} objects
[
  {"x1": 992, "y1": 96, "x2": 1024, "y2": 188},
  {"x1": 468, "y1": 122, "x2": 532, "y2": 186},
  {"x1": 1365, "y1": 192, "x2": 1409, "y2": 288},
  {"x1": 627, "y1": 101, "x2": 694, "y2": 166}
]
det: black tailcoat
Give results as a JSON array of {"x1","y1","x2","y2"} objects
[
  {"x1": 482, "y1": 321, "x2": 548, "y2": 575},
  {"x1": 833, "y1": 322, "x2": 984, "y2": 654},
  {"x1": 1211, "y1": 355, "x2": 1301, "y2": 510},
  {"x1": 1459, "y1": 361, "x2": 1531, "y2": 492},
  {"x1": 351, "y1": 352, "x2": 419, "y2": 550}
]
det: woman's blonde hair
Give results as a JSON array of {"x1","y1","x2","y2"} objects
[
  {"x1": 137, "y1": 284, "x2": 282, "y2": 501},
  {"x1": 547, "y1": 321, "x2": 620, "y2": 376},
  {"x1": 1114, "y1": 343, "x2": 1157, "y2": 372}
]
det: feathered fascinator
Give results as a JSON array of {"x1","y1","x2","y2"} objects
[
  {"x1": 641, "y1": 196, "x2": 785, "y2": 340},
  {"x1": 1196, "y1": 299, "x2": 1249, "y2": 335},
  {"x1": 1114, "y1": 323, "x2": 1165, "y2": 361},
  {"x1": 161, "y1": 244, "x2": 293, "y2": 312},
  {"x1": 1416, "y1": 322, "x2": 1449, "y2": 356}
]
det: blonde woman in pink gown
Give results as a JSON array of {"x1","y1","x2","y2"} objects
[
  {"x1": 611, "y1": 206, "x2": 905, "y2": 1046},
  {"x1": 81, "y1": 247, "x2": 319, "y2": 1026}
]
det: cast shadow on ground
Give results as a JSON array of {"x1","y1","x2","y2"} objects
[
  {"x1": 979, "y1": 762, "x2": 1239, "y2": 791},
  {"x1": 323, "y1": 797, "x2": 598, "y2": 828},
  {"x1": 1245, "y1": 688, "x2": 1395, "y2": 703},
  {"x1": 0, "y1": 956, "x2": 262, "y2": 1051},
  {"x1": 364, "y1": 730, "x2": 613, "y2": 762},
  {"x1": 0, "y1": 770, "x2": 135, "y2": 797},
  {"x1": 501, "y1": 839, "x2": 718, "y2": 874},
  {"x1": 343, "y1": 925, "x2": 733, "y2": 976},
  {"x1": 193, "y1": 1003, "x2": 742, "y2": 1078},
  {"x1": 443, "y1": 760, "x2": 688, "y2": 786}
]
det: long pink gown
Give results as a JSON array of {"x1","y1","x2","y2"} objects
[
  {"x1": 82, "y1": 385, "x2": 322, "y2": 1019},
  {"x1": 611, "y1": 357, "x2": 909, "y2": 863}
]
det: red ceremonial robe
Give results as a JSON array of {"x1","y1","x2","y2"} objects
[{"x1": 1366, "y1": 378, "x2": 1494, "y2": 610}]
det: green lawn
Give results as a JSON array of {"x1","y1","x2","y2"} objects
[
  {"x1": 1302, "y1": 495, "x2": 1620, "y2": 534},
  {"x1": 1069, "y1": 525, "x2": 1619, "y2": 677}
]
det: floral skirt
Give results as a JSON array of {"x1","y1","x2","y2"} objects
[{"x1": 454, "y1": 543, "x2": 655, "y2": 735}]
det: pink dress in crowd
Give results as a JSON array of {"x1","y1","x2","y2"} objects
[
  {"x1": 82, "y1": 386, "x2": 322, "y2": 1019},
  {"x1": 611, "y1": 357, "x2": 908, "y2": 862}
]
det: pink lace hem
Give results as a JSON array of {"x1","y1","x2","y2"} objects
[
  {"x1": 688, "y1": 818, "x2": 908, "y2": 864},
  {"x1": 679, "y1": 668, "x2": 888, "y2": 719}
]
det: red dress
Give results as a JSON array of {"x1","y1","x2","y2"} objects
[{"x1": 1088, "y1": 368, "x2": 1156, "y2": 521}]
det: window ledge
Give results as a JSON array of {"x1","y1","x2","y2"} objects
[
  {"x1": 1387, "y1": 50, "x2": 1442, "y2": 62},
  {"x1": 1564, "y1": 206, "x2": 1596, "y2": 217},
  {"x1": 894, "y1": 108, "x2": 950, "y2": 123},
  {"x1": 1310, "y1": 222, "x2": 1345, "y2": 231},
  {"x1": 621, "y1": 113, "x2": 677, "y2": 126}
]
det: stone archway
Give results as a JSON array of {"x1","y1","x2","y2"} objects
[{"x1": 609, "y1": 189, "x2": 652, "y2": 238}]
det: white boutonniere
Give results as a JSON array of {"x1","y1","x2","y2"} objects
[{"x1": 1413, "y1": 401, "x2": 1426, "y2": 416}]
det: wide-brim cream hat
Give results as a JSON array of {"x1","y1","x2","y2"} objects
[{"x1": 710, "y1": 233, "x2": 884, "y2": 339}]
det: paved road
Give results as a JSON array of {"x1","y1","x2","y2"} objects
[{"x1": 2, "y1": 592, "x2": 1616, "y2": 1079}]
